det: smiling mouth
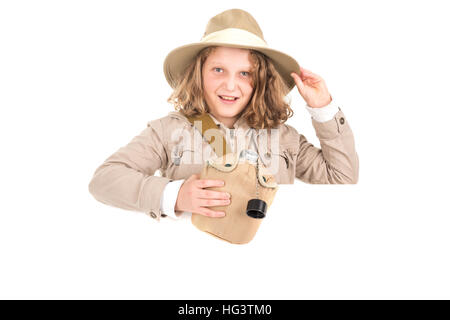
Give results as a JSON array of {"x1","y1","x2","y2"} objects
[{"x1": 218, "y1": 95, "x2": 239, "y2": 101}]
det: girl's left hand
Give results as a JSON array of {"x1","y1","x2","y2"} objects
[{"x1": 291, "y1": 66, "x2": 332, "y2": 108}]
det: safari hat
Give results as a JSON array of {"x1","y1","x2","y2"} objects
[{"x1": 163, "y1": 8, "x2": 300, "y2": 93}]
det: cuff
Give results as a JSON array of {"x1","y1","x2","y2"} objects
[
  {"x1": 161, "y1": 179, "x2": 185, "y2": 219},
  {"x1": 311, "y1": 108, "x2": 348, "y2": 140},
  {"x1": 305, "y1": 99, "x2": 340, "y2": 123}
]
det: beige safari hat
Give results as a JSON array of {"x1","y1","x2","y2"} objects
[{"x1": 163, "y1": 8, "x2": 300, "y2": 93}]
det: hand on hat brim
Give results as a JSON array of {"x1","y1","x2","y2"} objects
[{"x1": 291, "y1": 66, "x2": 332, "y2": 108}]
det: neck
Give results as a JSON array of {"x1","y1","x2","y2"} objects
[{"x1": 209, "y1": 112, "x2": 237, "y2": 129}]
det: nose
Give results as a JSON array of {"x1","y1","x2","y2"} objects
[{"x1": 225, "y1": 75, "x2": 237, "y2": 91}]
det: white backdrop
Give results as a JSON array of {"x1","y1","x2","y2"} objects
[{"x1": 1, "y1": 0, "x2": 449, "y2": 299}]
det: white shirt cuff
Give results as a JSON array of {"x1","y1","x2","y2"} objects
[
  {"x1": 305, "y1": 99, "x2": 340, "y2": 123},
  {"x1": 161, "y1": 179, "x2": 189, "y2": 219}
]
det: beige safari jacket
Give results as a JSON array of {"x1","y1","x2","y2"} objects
[{"x1": 88, "y1": 107, "x2": 359, "y2": 221}]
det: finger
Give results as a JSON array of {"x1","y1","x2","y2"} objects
[
  {"x1": 300, "y1": 72, "x2": 317, "y2": 83},
  {"x1": 197, "y1": 189, "x2": 230, "y2": 199},
  {"x1": 198, "y1": 198, "x2": 231, "y2": 207},
  {"x1": 300, "y1": 66, "x2": 315, "y2": 75},
  {"x1": 305, "y1": 77, "x2": 322, "y2": 85},
  {"x1": 195, "y1": 179, "x2": 225, "y2": 189},
  {"x1": 302, "y1": 70, "x2": 323, "y2": 84},
  {"x1": 302, "y1": 73, "x2": 322, "y2": 85},
  {"x1": 196, "y1": 207, "x2": 226, "y2": 218},
  {"x1": 291, "y1": 72, "x2": 305, "y2": 91}
]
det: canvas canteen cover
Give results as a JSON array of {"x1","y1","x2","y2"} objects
[{"x1": 191, "y1": 149, "x2": 279, "y2": 244}]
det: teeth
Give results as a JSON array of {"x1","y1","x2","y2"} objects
[{"x1": 220, "y1": 96, "x2": 236, "y2": 101}]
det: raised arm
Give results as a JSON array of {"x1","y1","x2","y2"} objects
[
  {"x1": 291, "y1": 67, "x2": 359, "y2": 184},
  {"x1": 295, "y1": 107, "x2": 359, "y2": 184}
]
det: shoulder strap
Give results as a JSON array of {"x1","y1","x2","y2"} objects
[{"x1": 186, "y1": 113, "x2": 232, "y2": 158}]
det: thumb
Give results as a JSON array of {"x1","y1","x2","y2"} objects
[
  {"x1": 291, "y1": 72, "x2": 305, "y2": 92},
  {"x1": 189, "y1": 173, "x2": 200, "y2": 181}
]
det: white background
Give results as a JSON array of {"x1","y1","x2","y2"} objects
[{"x1": 1, "y1": 0, "x2": 449, "y2": 299}]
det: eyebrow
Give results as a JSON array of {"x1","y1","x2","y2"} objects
[{"x1": 209, "y1": 61, "x2": 252, "y2": 70}]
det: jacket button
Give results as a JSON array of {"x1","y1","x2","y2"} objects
[
  {"x1": 339, "y1": 117, "x2": 345, "y2": 125},
  {"x1": 150, "y1": 211, "x2": 157, "y2": 219}
]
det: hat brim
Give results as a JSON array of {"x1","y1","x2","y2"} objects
[{"x1": 163, "y1": 42, "x2": 300, "y2": 93}]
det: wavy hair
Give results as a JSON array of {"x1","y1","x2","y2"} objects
[{"x1": 167, "y1": 46, "x2": 294, "y2": 129}]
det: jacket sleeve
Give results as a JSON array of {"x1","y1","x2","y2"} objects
[
  {"x1": 88, "y1": 118, "x2": 171, "y2": 221},
  {"x1": 295, "y1": 107, "x2": 359, "y2": 184}
]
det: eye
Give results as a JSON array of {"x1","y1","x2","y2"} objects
[
  {"x1": 241, "y1": 71, "x2": 250, "y2": 77},
  {"x1": 214, "y1": 67, "x2": 223, "y2": 73}
]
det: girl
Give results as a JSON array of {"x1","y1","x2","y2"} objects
[{"x1": 88, "y1": 8, "x2": 359, "y2": 221}]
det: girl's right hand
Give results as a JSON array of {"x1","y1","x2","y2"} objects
[{"x1": 174, "y1": 174, "x2": 231, "y2": 217}]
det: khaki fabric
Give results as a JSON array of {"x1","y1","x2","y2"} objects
[
  {"x1": 185, "y1": 112, "x2": 232, "y2": 157},
  {"x1": 88, "y1": 108, "x2": 359, "y2": 222}
]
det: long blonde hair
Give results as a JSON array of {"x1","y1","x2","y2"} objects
[{"x1": 167, "y1": 46, "x2": 293, "y2": 129}]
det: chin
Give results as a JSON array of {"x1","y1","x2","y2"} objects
[
  {"x1": 217, "y1": 109, "x2": 241, "y2": 118},
  {"x1": 217, "y1": 104, "x2": 246, "y2": 115}
]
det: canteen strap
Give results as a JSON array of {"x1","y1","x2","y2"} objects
[{"x1": 186, "y1": 113, "x2": 232, "y2": 158}]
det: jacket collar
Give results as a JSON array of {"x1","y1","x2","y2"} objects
[{"x1": 168, "y1": 111, "x2": 252, "y2": 133}]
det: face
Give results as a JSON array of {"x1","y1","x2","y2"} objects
[{"x1": 202, "y1": 46, "x2": 254, "y2": 128}]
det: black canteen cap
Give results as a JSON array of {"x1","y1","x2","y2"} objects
[{"x1": 246, "y1": 199, "x2": 267, "y2": 219}]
